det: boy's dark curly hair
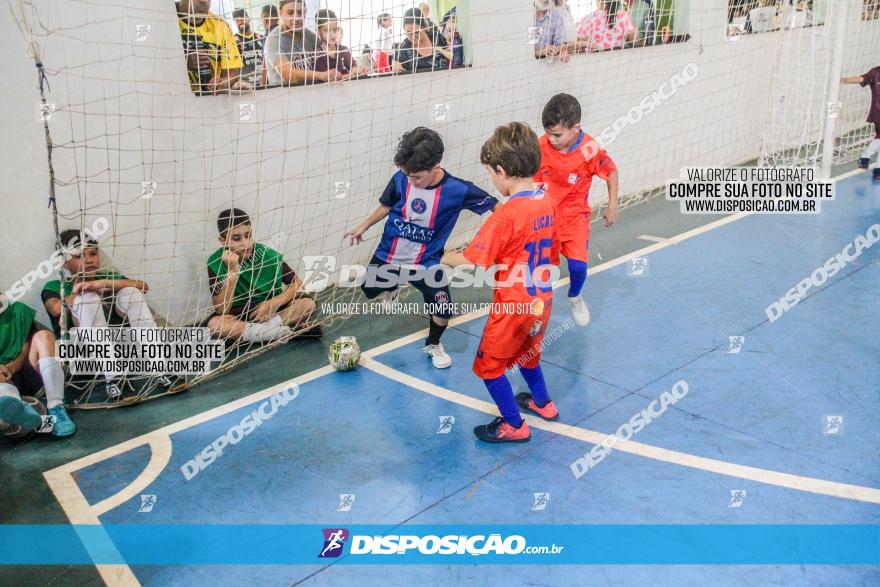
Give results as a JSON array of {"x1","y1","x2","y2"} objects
[
  {"x1": 393, "y1": 127, "x2": 444, "y2": 174},
  {"x1": 542, "y1": 93, "x2": 581, "y2": 129}
]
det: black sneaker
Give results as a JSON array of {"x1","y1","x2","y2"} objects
[
  {"x1": 858, "y1": 157, "x2": 870, "y2": 169},
  {"x1": 106, "y1": 378, "x2": 135, "y2": 401},
  {"x1": 473, "y1": 416, "x2": 531, "y2": 443},
  {"x1": 154, "y1": 374, "x2": 183, "y2": 390},
  {"x1": 873, "y1": 168, "x2": 880, "y2": 180}
]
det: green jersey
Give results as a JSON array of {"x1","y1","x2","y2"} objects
[
  {"x1": 206, "y1": 243, "x2": 293, "y2": 312},
  {"x1": 0, "y1": 302, "x2": 36, "y2": 364}
]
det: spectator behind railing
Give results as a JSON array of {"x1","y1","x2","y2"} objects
[
  {"x1": 747, "y1": 0, "x2": 780, "y2": 33},
  {"x1": 358, "y1": 44, "x2": 373, "y2": 73},
  {"x1": 628, "y1": 0, "x2": 656, "y2": 46},
  {"x1": 314, "y1": 9, "x2": 368, "y2": 80},
  {"x1": 533, "y1": 0, "x2": 569, "y2": 62},
  {"x1": 233, "y1": 8, "x2": 265, "y2": 88},
  {"x1": 441, "y1": 7, "x2": 465, "y2": 68},
  {"x1": 552, "y1": 0, "x2": 578, "y2": 44},
  {"x1": 575, "y1": 0, "x2": 636, "y2": 52},
  {"x1": 265, "y1": 0, "x2": 338, "y2": 86},
  {"x1": 863, "y1": 0, "x2": 880, "y2": 20},
  {"x1": 418, "y1": 2, "x2": 440, "y2": 34},
  {"x1": 373, "y1": 12, "x2": 394, "y2": 73},
  {"x1": 177, "y1": 0, "x2": 250, "y2": 94},
  {"x1": 728, "y1": 0, "x2": 754, "y2": 23},
  {"x1": 261, "y1": 3, "x2": 279, "y2": 34},
  {"x1": 395, "y1": 8, "x2": 452, "y2": 73}
]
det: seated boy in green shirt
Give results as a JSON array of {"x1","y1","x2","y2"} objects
[
  {"x1": 40, "y1": 229, "x2": 177, "y2": 399},
  {"x1": 0, "y1": 296, "x2": 75, "y2": 436},
  {"x1": 206, "y1": 209, "x2": 319, "y2": 342}
]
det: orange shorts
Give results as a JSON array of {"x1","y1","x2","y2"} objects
[
  {"x1": 557, "y1": 208, "x2": 591, "y2": 262},
  {"x1": 473, "y1": 299, "x2": 553, "y2": 379}
]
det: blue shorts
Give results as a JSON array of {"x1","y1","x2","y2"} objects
[{"x1": 360, "y1": 254, "x2": 454, "y2": 319}]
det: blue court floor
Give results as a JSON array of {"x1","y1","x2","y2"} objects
[{"x1": 45, "y1": 171, "x2": 880, "y2": 586}]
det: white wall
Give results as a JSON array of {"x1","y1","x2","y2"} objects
[{"x1": 0, "y1": 0, "x2": 875, "y2": 326}]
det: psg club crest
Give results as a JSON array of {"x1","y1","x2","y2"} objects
[
  {"x1": 411, "y1": 197, "x2": 428, "y2": 214},
  {"x1": 318, "y1": 528, "x2": 349, "y2": 558}
]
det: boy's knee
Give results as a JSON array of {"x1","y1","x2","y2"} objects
[
  {"x1": 31, "y1": 329, "x2": 56, "y2": 347},
  {"x1": 31, "y1": 330, "x2": 55, "y2": 354},
  {"x1": 73, "y1": 291, "x2": 102, "y2": 307},
  {"x1": 116, "y1": 286, "x2": 145, "y2": 302},
  {"x1": 207, "y1": 314, "x2": 235, "y2": 335}
]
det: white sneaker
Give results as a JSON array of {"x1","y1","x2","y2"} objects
[
  {"x1": 568, "y1": 295, "x2": 591, "y2": 326},
  {"x1": 381, "y1": 288, "x2": 402, "y2": 313},
  {"x1": 423, "y1": 343, "x2": 453, "y2": 369}
]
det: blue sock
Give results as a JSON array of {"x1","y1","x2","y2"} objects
[
  {"x1": 567, "y1": 259, "x2": 588, "y2": 297},
  {"x1": 483, "y1": 375, "x2": 523, "y2": 427},
  {"x1": 520, "y1": 365, "x2": 551, "y2": 407}
]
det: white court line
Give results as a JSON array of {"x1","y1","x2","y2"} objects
[
  {"x1": 40, "y1": 168, "x2": 868, "y2": 585},
  {"x1": 362, "y1": 357, "x2": 880, "y2": 505},
  {"x1": 638, "y1": 234, "x2": 678, "y2": 244},
  {"x1": 362, "y1": 211, "x2": 750, "y2": 359}
]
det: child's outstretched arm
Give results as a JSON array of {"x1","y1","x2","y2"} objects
[
  {"x1": 602, "y1": 169, "x2": 620, "y2": 227},
  {"x1": 344, "y1": 204, "x2": 391, "y2": 245}
]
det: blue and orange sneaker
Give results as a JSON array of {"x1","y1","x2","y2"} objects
[
  {"x1": 516, "y1": 392, "x2": 559, "y2": 421},
  {"x1": 473, "y1": 417, "x2": 530, "y2": 443}
]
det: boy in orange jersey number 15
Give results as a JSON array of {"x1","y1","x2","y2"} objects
[{"x1": 442, "y1": 122, "x2": 561, "y2": 443}]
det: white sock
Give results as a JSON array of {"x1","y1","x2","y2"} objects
[
  {"x1": 72, "y1": 293, "x2": 118, "y2": 381},
  {"x1": 863, "y1": 139, "x2": 880, "y2": 160},
  {"x1": 115, "y1": 287, "x2": 157, "y2": 328},
  {"x1": 38, "y1": 357, "x2": 66, "y2": 409},
  {"x1": 72, "y1": 292, "x2": 108, "y2": 328},
  {"x1": 241, "y1": 315, "x2": 290, "y2": 343}
]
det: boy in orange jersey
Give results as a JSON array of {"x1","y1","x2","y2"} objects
[
  {"x1": 535, "y1": 93, "x2": 619, "y2": 326},
  {"x1": 442, "y1": 122, "x2": 561, "y2": 443}
]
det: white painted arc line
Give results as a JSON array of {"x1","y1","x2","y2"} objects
[
  {"x1": 42, "y1": 468, "x2": 142, "y2": 587},
  {"x1": 361, "y1": 356, "x2": 880, "y2": 505},
  {"x1": 90, "y1": 436, "x2": 173, "y2": 517},
  {"x1": 44, "y1": 365, "x2": 336, "y2": 477},
  {"x1": 638, "y1": 234, "x2": 677, "y2": 244}
]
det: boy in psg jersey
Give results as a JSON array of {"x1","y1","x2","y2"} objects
[{"x1": 345, "y1": 127, "x2": 497, "y2": 369}]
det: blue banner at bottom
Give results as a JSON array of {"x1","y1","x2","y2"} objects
[{"x1": 0, "y1": 525, "x2": 877, "y2": 565}]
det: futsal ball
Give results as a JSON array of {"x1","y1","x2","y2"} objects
[
  {"x1": 0, "y1": 396, "x2": 47, "y2": 440},
  {"x1": 328, "y1": 336, "x2": 361, "y2": 371}
]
